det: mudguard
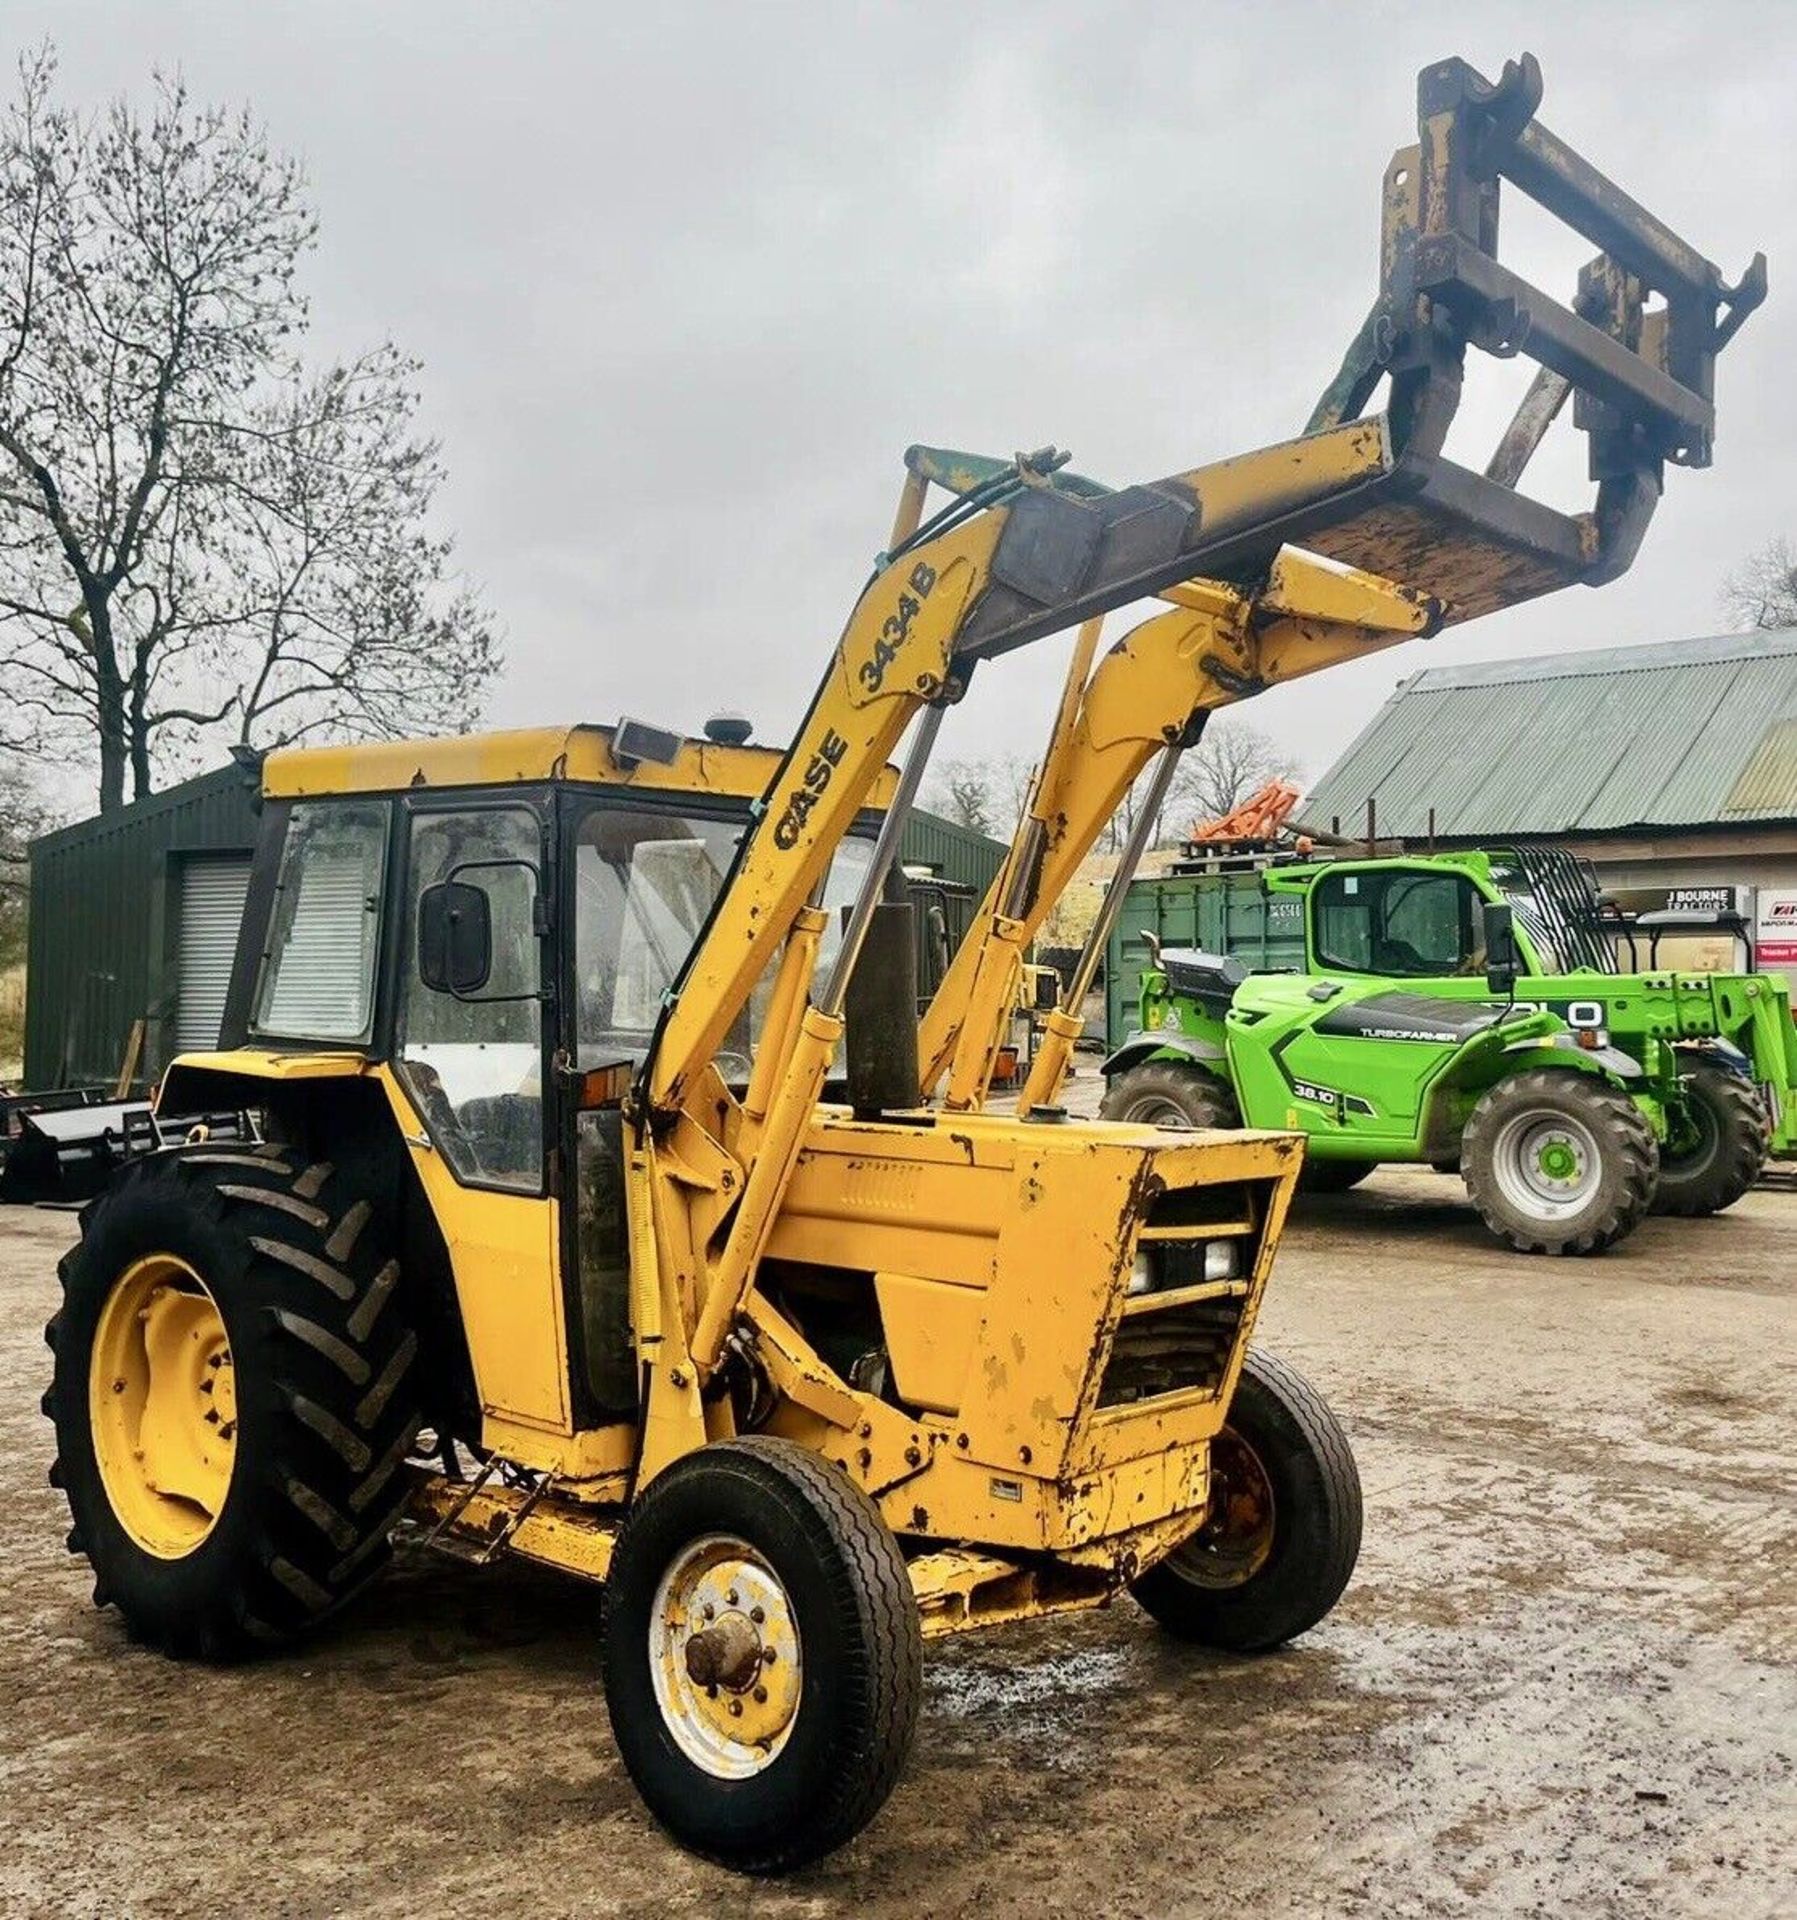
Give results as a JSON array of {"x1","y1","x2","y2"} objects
[
  {"x1": 1499, "y1": 1032, "x2": 1643, "y2": 1081},
  {"x1": 1101, "y1": 1029, "x2": 1227, "y2": 1082},
  {"x1": 158, "y1": 1049, "x2": 369, "y2": 1118}
]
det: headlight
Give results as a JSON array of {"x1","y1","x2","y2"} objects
[
  {"x1": 1203, "y1": 1239, "x2": 1241, "y2": 1283},
  {"x1": 1128, "y1": 1250, "x2": 1155, "y2": 1296}
]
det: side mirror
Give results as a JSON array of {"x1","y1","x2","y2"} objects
[
  {"x1": 418, "y1": 880, "x2": 492, "y2": 996},
  {"x1": 1482, "y1": 901, "x2": 1520, "y2": 997}
]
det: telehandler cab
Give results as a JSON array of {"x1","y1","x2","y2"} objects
[{"x1": 43, "y1": 53, "x2": 1758, "y2": 1870}]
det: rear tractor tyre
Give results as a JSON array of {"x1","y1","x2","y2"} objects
[
  {"x1": 1652, "y1": 1061, "x2": 1769, "y2": 1217},
  {"x1": 1100, "y1": 1061, "x2": 1240, "y2": 1131},
  {"x1": 1130, "y1": 1350, "x2": 1362, "y2": 1654},
  {"x1": 1461, "y1": 1068, "x2": 1657, "y2": 1255},
  {"x1": 43, "y1": 1146, "x2": 421, "y2": 1657},
  {"x1": 602, "y1": 1437, "x2": 922, "y2": 1874}
]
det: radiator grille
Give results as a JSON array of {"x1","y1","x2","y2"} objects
[{"x1": 1098, "y1": 1293, "x2": 1245, "y2": 1407}]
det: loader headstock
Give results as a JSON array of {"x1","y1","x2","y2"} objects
[{"x1": 1308, "y1": 52, "x2": 1766, "y2": 602}]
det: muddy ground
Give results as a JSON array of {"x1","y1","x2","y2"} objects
[{"x1": 1, "y1": 1154, "x2": 1793, "y2": 1918}]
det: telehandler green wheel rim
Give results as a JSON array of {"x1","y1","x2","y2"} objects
[
  {"x1": 1491, "y1": 1108, "x2": 1602, "y2": 1218},
  {"x1": 87, "y1": 1253, "x2": 236, "y2": 1559},
  {"x1": 650, "y1": 1533, "x2": 804, "y2": 1779}
]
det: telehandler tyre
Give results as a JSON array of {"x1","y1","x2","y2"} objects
[
  {"x1": 1130, "y1": 1351, "x2": 1361, "y2": 1653},
  {"x1": 602, "y1": 1437, "x2": 922, "y2": 1874},
  {"x1": 1100, "y1": 1061, "x2": 1240, "y2": 1130},
  {"x1": 43, "y1": 1145, "x2": 421, "y2": 1658},
  {"x1": 1652, "y1": 1060, "x2": 1769, "y2": 1217},
  {"x1": 1297, "y1": 1159, "x2": 1375, "y2": 1194},
  {"x1": 1461, "y1": 1068, "x2": 1658, "y2": 1255}
]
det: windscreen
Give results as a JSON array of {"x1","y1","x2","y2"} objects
[{"x1": 573, "y1": 803, "x2": 873, "y2": 1080}]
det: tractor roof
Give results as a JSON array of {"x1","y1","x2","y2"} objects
[{"x1": 263, "y1": 724, "x2": 900, "y2": 808}]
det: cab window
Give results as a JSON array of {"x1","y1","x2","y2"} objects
[
  {"x1": 1313, "y1": 868, "x2": 1487, "y2": 977},
  {"x1": 571, "y1": 801, "x2": 871, "y2": 1081},
  {"x1": 394, "y1": 806, "x2": 544, "y2": 1192},
  {"x1": 251, "y1": 800, "x2": 389, "y2": 1044}
]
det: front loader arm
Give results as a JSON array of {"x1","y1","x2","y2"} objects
[
  {"x1": 918, "y1": 556, "x2": 1440, "y2": 1106},
  {"x1": 642, "y1": 421, "x2": 1398, "y2": 1119}
]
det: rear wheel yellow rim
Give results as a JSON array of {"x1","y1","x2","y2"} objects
[{"x1": 89, "y1": 1253, "x2": 237, "y2": 1559}]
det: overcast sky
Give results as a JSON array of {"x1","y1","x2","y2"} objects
[{"x1": 16, "y1": 1, "x2": 1793, "y2": 789}]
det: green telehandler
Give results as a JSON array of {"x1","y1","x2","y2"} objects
[{"x1": 1101, "y1": 845, "x2": 1797, "y2": 1254}]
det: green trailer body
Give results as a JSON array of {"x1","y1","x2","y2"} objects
[{"x1": 1106, "y1": 866, "x2": 1306, "y2": 1045}]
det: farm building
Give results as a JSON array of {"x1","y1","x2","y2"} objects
[
  {"x1": 24, "y1": 746, "x2": 1004, "y2": 1092},
  {"x1": 1301, "y1": 630, "x2": 1797, "y2": 903}
]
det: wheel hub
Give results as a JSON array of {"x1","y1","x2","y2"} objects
[
  {"x1": 1167, "y1": 1428, "x2": 1276, "y2": 1590},
  {"x1": 1491, "y1": 1106, "x2": 1602, "y2": 1219},
  {"x1": 88, "y1": 1253, "x2": 236, "y2": 1558},
  {"x1": 651, "y1": 1536, "x2": 803, "y2": 1778}
]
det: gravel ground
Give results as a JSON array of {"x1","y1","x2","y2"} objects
[{"x1": 2, "y1": 1152, "x2": 1793, "y2": 1919}]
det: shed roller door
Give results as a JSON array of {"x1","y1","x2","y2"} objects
[{"x1": 176, "y1": 855, "x2": 253, "y2": 1053}]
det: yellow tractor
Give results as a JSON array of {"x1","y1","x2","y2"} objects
[{"x1": 43, "y1": 54, "x2": 1757, "y2": 1870}]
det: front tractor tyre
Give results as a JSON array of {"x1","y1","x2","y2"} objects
[
  {"x1": 1130, "y1": 1350, "x2": 1362, "y2": 1654},
  {"x1": 602, "y1": 1437, "x2": 922, "y2": 1874},
  {"x1": 1101, "y1": 1061, "x2": 1240, "y2": 1130},
  {"x1": 1461, "y1": 1068, "x2": 1657, "y2": 1255},
  {"x1": 43, "y1": 1146, "x2": 422, "y2": 1657},
  {"x1": 1652, "y1": 1060, "x2": 1770, "y2": 1217}
]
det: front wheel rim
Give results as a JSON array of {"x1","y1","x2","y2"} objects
[
  {"x1": 1165, "y1": 1429, "x2": 1276, "y2": 1590},
  {"x1": 649, "y1": 1534, "x2": 804, "y2": 1779},
  {"x1": 88, "y1": 1253, "x2": 237, "y2": 1559},
  {"x1": 1121, "y1": 1096, "x2": 1196, "y2": 1129},
  {"x1": 1490, "y1": 1107, "x2": 1604, "y2": 1220}
]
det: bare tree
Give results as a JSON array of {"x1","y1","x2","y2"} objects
[
  {"x1": 929, "y1": 760, "x2": 999, "y2": 837},
  {"x1": 0, "y1": 47, "x2": 496, "y2": 810},
  {"x1": 1174, "y1": 718, "x2": 1297, "y2": 827},
  {"x1": 0, "y1": 752, "x2": 53, "y2": 967},
  {"x1": 1722, "y1": 537, "x2": 1797, "y2": 632}
]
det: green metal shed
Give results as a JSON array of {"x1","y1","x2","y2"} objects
[{"x1": 25, "y1": 763, "x2": 263, "y2": 1088}]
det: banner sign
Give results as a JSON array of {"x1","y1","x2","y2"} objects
[{"x1": 1756, "y1": 891, "x2": 1797, "y2": 969}]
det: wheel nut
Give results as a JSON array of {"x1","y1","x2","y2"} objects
[
  {"x1": 728, "y1": 1699, "x2": 743, "y2": 1718},
  {"x1": 726, "y1": 1590, "x2": 738, "y2": 1607},
  {"x1": 753, "y1": 1686, "x2": 767, "y2": 1704},
  {"x1": 750, "y1": 1606, "x2": 764, "y2": 1625},
  {"x1": 762, "y1": 1647, "x2": 777, "y2": 1665}
]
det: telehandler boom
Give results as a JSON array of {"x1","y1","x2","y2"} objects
[{"x1": 42, "y1": 53, "x2": 1758, "y2": 1873}]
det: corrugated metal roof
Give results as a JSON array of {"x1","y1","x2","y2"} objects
[{"x1": 1303, "y1": 630, "x2": 1797, "y2": 840}]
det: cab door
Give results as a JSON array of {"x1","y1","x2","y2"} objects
[
  {"x1": 1275, "y1": 864, "x2": 1497, "y2": 1146},
  {"x1": 388, "y1": 796, "x2": 569, "y2": 1434}
]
